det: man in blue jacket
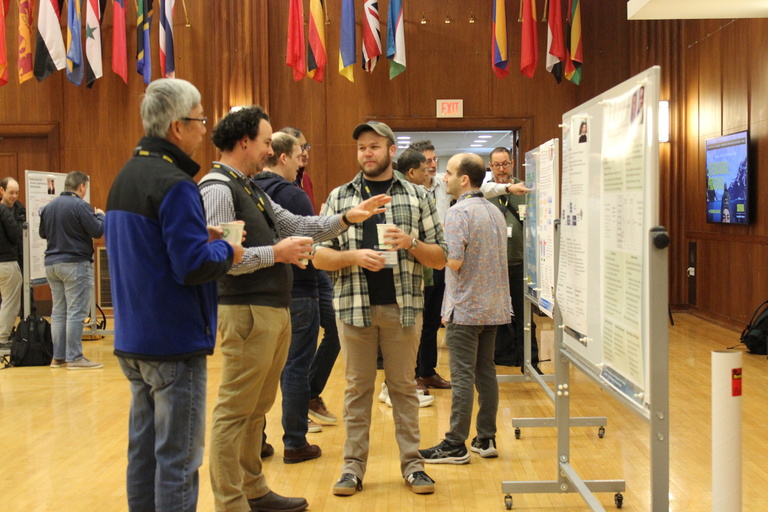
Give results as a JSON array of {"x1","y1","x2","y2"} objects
[
  {"x1": 39, "y1": 171, "x2": 105, "y2": 369},
  {"x1": 105, "y1": 78, "x2": 243, "y2": 512}
]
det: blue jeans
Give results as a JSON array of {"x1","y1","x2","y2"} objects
[
  {"x1": 281, "y1": 297, "x2": 321, "y2": 449},
  {"x1": 45, "y1": 261, "x2": 93, "y2": 362},
  {"x1": 308, "y1": 270, "x2": 340, "y2": 399},
  {"x1": 118, "y1": 356, "x2": 207, "y2": 512}
]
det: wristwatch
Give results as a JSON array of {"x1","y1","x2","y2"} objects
[{"x1": 408, "y1": 237, "x2": 420, "y2": 250}]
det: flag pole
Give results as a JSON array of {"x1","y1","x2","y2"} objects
[{"x1": 180, "y1": 0, "x2": 190, "y2": 27}]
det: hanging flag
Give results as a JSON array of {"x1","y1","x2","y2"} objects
[
  {"x1": 386, "y1": 0, "x2": 405, "y2": 79},
  {"x1": 307, "y1": 0, "x2": 326, "y2": 82},
  {"x1": 520, "y1": 0, "x2": 538, "y2": 78},
  {"x1": 338, "y1": 0, "x2": 355, "y2": 82},
  {"x1": 0, "y1": 0, "x2": 9, "y2": 86},
  {"x1": 545, "y1": 0, "x2": 565, "y2": 83},
  {"x1": 85, "y1": 0, "x2": 106, "y2": 88},
  {"x1": 137, "y1": 0, "x2": 154, "y2": 85},
  {"x1": 361, "y1": 0, "x2": 381, "y2": 73},
  {"x1": 18, "y1": 0, "x2": 35, "y2": 84},
  {"x1": 34, "y1": 0, "x2": 66, "y2": 81},
  {"x1": 491, "y1": 0, "x2": 509, "y2": 79},
  {"x1": 564, "y1": 0, "x2": 582, "y2": 84},
  {"x1": 66, "y1": 0, "x2": 84, "y2": 85},
  {"x1": 286, "y1": 0, "x2": 305, "y2": 81},
  {"x1": 112, "y1": 0, "x2": 127, "y2": 83},
  {"x1": 159, "y1": 0, "x2": 175, "y2": 78}
]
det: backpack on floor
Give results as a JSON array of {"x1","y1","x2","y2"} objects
[
  {"x1": 6, "y1": 315, "x2": 53, "y2": 367},
  {"x1": 740, "y1": 300, "x2": 768, "y2": 355}
]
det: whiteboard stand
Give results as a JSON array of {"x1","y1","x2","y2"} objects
[
  {"x1": 499, "y1": 220, "x2": 606, "y2": 438},
  {"x1": 501, "y1": 225, "x2": 670, "y2": 511}
]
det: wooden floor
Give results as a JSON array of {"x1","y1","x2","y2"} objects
[{"x1": 1, "y1": 312, "x2": 766, "y2": 511}]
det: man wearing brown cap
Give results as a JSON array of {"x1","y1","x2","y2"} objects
[{"x1": 314, "y1": 121, "x2": 447, "y2": 497}]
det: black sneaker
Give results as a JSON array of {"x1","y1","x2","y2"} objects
[
  {"x1": 419, "y1": 440, "x2": 470, "y2": 464},
  {"x1": 333, "y1": 473, "x2": 362, "y2": 496},
  {"x1": 405, "y1": 471, "x2": 436, "y2": 494},
  {"x1": 470, "y1": 437, "x2": 498, "y2": 458}
]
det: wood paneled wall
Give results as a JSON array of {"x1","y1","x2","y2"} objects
[{"x1": 1, "y1": 1, "x2": 763, "y2": 328}]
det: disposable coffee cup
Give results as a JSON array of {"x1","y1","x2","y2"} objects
[
  {"x1": 518, "y1": 204, "x2": 527, "y2": 220},
  {"x1": 289, "y1": 236, "x2": 314, "y2": 265},
  {"x1": 376, "y1": 224, "x2": 397, "y2": 250},
  {"x1": 221, "y1": 222, "x2": 244, "y2": 245}
]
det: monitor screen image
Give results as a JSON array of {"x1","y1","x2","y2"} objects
[{"x1": 705, "y1": 131, "x2": 749, "y2": 224}]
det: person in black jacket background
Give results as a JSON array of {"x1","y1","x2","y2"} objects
[{"x1": 0, "y1": 177, "x2": 22, "y2": 347}]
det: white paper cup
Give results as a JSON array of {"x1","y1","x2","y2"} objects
[
  {"x1": 221, "y1": 222, "x2": 244, "y2": 245},
  {"x1": 376, "y1": 224, "x2": 396, "y2": 250},
  {"x1": 518, "y1": 204, "x2": 527, "y2": 220},
  {"x1": 289, "y1": 236, "x2": 314, "y2": 265}
]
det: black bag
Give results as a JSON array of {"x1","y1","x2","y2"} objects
[
  {"x1": 740, "y1": 300, "x2": 768, "y2": 355},
  {"x1": 7, "y1": 315, "x2": 54, "y2": 367}
]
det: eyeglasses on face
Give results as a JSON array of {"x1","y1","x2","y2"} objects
[
  {"x1": 490, "y1": 161, "x2": 512, "y2": 169},
  {"x1": 301, "y1": 143, "x2": 312, "y2": 152},
  {"x1": 180, "y1": 116, "x2": 208, "y2": 125},
  {"x1": 425, "y1": 157, "x2": 439, "y2": 165}
]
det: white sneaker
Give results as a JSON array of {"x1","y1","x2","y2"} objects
[
  {"x1": 380, "y1": 381, "x2": 434, "y2": 407},
  {"x1": 378, "y1": 382, "x2": 390, "y2": 403}
]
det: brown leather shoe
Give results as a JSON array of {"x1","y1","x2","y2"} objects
[
  {"x1": 418, "y1": 373, "x2": 452, "y2": 389},
  {"x1": 247, "y1": 490, "x2": 308, "y2": 512},
  {"x1": 260, "y1": 442, "x2": 274, "y2": 459},
  {"x1": 283, "y1": 443, "x2": 322, "y2": 464}
]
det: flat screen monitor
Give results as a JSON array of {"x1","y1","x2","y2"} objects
[{"x1": 705, "y1": 130, "x2": 749, "y2": 224}]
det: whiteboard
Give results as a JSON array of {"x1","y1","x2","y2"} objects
[
  {"x1": 524, "y1": 139, "x2": 559, "y2": 318},
  {"x1": 25, "y1": 170, "x2": 91, "y2": 284},
  {"x1": 556, "y1": 66, "x2": 661, "y2": 414}
]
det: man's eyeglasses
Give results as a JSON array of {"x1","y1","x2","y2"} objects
[
  {"x1": 490, "y1": 161, "x2": 512, "y2": 169},
  {"x1": 425, "y1": 157, "x2": 439, "y2": 165},
  {"x1": 301, "y1": 143, "x2": 312, "y2": 152},
  {"x1": 180, "y1": 117, "x2": 208, "y2": 125}
]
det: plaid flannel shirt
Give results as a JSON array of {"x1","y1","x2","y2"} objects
[{"x1": 318, "y1": 172, "x2": 447, "y2": 328}]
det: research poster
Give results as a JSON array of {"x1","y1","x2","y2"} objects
[
  {"x1": 25, "y1": 171, "x2": 91, "y2": 284},
  {"x1": 556, "y1": 118, "x2": 591, "y2": 336},
  {"x1": 523, "y1": 150, "x2": 539, "y2": 304},
  {"x1": 599, "y1": 85, "x2": 647, "y2": 406},
  {"x1": 535, "y1": 139, "x2": 558, "y2": 318}
]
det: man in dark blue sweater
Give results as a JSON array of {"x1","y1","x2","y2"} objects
[
  {"x1": 39, "y1": 171, "x2": 105, "y2": 369},
  {"x1": 106, "y1": 78, "x2": 243, "y2": 512},
  {"x1": 255, "y1": 131, "x2": 323, "y2": 464}
]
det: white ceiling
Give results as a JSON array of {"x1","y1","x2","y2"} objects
[
  {"x1": 393, "y1": 130, "x2": 516, "y2": 165},
  {"x1": 627, "y1": 0, "x2": 768, "y2": 20}
]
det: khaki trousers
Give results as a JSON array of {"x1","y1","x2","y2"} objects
[
  {"x1": 209, "y1": 305, "x2": 291, "y2": 512},
  {"x1": 337, "y1": 305, "x2": 424, "y2": 480}
]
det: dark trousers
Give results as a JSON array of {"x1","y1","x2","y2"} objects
[
  {"x1": 495, "y1": 263, "x2": 538, "y2": 366},
  {"x1": 308, "y1": 270, "x2": 341, "y2": 399},
  {"x1": 416, "y1": 267, "x2": 445, "y2": 378}
]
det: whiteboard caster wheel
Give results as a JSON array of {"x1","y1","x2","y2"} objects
[
  {"x1": 504, "y1": 494, "x2": 513, "y2": 510},
  {"x1": 598, "y1": 426, "x2": 606, "y2": 438},
  {"x1": 515, "y1": 427, "x2": 521, "y2": 439},
  {"x1": 614, "y1": 492, "x2": 623, "y2": 508}
]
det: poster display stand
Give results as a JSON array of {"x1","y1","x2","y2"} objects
[{"x1": 500, "y1": 67, "x2": 669, "y2": 511}]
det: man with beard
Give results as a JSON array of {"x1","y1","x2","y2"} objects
[
  {"x1": 487, "y1": 147, "x2": 540, "y2": 373},
  {"x1": 200, "y1": 107, "x2": 389, "y2": 512},
  {"x1": 313, "y1": 121, "x2": 447, "y2": 496}
]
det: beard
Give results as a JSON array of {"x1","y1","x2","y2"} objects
[{"x1": 359, "y1": 153, "x2": 392, "y2": 179}]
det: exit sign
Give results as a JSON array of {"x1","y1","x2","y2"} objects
[{"x1": 436, "y1": 99, "x2": 463, "y2": 118}]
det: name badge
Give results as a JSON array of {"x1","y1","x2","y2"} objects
[
  {"x1": 380, "y1": 250, "x2": 399, "y2": 268},
  {"x1": 507, "y1": 226, "x2": 513, "y2": 238}
]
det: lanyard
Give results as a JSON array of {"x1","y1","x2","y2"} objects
[
  {"x1": 213, "y1": 164, "x2": 277, "y2": 233},
  {"x1": 134, "y1": 149, "x2": 175, "y2": 165},
  {"x1": 360, "y1": 180, "x2": 388, "y2": 223}
]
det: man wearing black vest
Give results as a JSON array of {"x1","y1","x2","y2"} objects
[{"x1": 200, "y1": 106, "x2": 389, "y2": 512}]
